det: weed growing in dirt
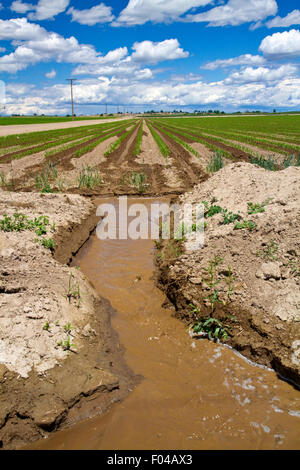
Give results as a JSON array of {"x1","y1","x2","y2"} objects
[
  {"x1": 257, "y1": 240, "x2": 279, "y2": 260},
  {"x1": 247, "y1": 202, "x2": 266, "y2": 215},
  {"x1": 222, "y1": 209, "x2": 241, "y2": 225},
  {"x1": 67, "y1": 272, "x2": 81, "y2": 307},
  {"x1": 0, "y1": 172, "x2": 6, "y2": 187},
  {"x1": 202, "y1": 255, "x2": 224, "y2": 314},
  {"x1": 77, "y1": 166, "x2": 102, "y2": 190},
  {"x1": 202, "y1": 202, "x2": 223, "y2": 218},
  {"x1": 287, "y1": 259, "x2": 300, "y2": 277},
  {"x1": 225, "y1": 265, "x2": 235, "y2": 301},
  {"x1": 57, "y1": 336, "x2": 76, "y2": 351},
  {"x1": 0, "y1": 213, "x2": 50, "y2": 234},
  {"x1": 41, "y1": 237, "x2": 55, "y2": 250},
  {"x1": 129, "y1": 171, "x2": 149, "y2": 193},
  {"x1": 234, "y1": 220, "x2": 257, "y2": 231},
  {"x1": 206, "y1": 151, "x2": 224, "y2": 173},
  {"x1": 250, "y1": 155, "x2": 275, "y2": 171},
  {"x1": 64, "y1": 322, "x2": 73, "y2": 334},
  {"x1": 188, "y1": 258, "x2": 237, "y2": 342},
  {"x1": 202, "y1": 201, "x2": 241, "y2": 225},
  {"x1": 193, "y1": 317, "x2": 231, "y2": 341},
  {"x1": 283, "y1": 154, "x2": 300, "y2": 168},
  {"x1": 43, "y1": 321, "x2": 50, "y2": 331},
  {"x1": 35, "y1": 162, "x2": 57, "y2": 193}
]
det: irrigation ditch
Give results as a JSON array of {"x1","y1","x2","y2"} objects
[{"x1": 0, "y1": 116, "x2": 299, "y2": 449}]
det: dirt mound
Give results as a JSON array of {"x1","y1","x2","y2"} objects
[
  {"x1": 0, "y1": 191, "x2": 135, "y2": 449},
  {"x1": 157, "y1": 162, "x2": 300, "y2": 386}
]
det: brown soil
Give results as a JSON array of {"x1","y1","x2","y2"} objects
[
  {"x1": 156, "y1": 163, "x2": 300, "y2": 387},
  {"x1": 0, "y1": 191, "x2": 136, "y2": 449}
]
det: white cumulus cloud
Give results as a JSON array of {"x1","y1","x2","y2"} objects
[
  {"x1": 67, "y1": 3, "x2": 115, "y2": 25},
  {"x1": 45, "y1": 69, "x2": 56, "y2": 79},
  {"x1": 259, "y1": 29, "x2": 300, "y2": 59},
  {"x1": 202, "y1": 54, "x2": 266, "y2": 70},
  {"x1": 0, "y1": 18, "x2": 100, "y2": 73},
  {"x1": 184, "y1": 0, "x2": 278, "y2": 27},
  {"x1": 225, "y1": 64, "x2": 298, "y2": 84},
  {"x1": 266, "y1": 9, "x2": 300, "y2": 28},
  {"x1": 113, "y1": 0, "x2": 213, "y2": 27},
  {"x1": 131, "y1": 39, "x2": 189, "y2": 64},
  {"x1": 28, "y1": 0, "x2": 70, "y2": 20},
  {"x1": 0, "y1": 17, "x2": 47, "y2": 41},
  {"x1": 10, "y1": 1, "x2": 34, "y2": 14}
]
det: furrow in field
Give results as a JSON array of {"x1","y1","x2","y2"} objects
[{"x1": 151, "y1": 123, "x2": 207, "y2": 188}]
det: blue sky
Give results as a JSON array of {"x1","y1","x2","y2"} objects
[{"x1": 1, "y1": 0, "x2": 300, "y2": 115}]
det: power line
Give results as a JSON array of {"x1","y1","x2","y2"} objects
[{"x1": 66, "y1": 79, "x2": 77, "y2": 120}]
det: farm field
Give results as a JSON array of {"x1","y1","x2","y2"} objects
[
  {"x1": 0, "y1": 115, "x2": 119, "y2": 126},
  {"x1": 0, "y1": 114, "x2": 299, "y2": 450},
  {"x1": 1, "y1": 114, "x2": 299, "y2": 198}
]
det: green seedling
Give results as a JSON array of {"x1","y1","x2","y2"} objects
[
  {"x1": 40, "y1": 237, "x2": 55, "y2": 250},
  {"x1": 283, "y1": 154, "x2": 300, "y2": 168},
  {"x1": 234, "y1": 220, "x2": 257, "y2": 231},
  {"x1": 247, "y1": 202, "x2": 265, "y2": 215},
  {"x1": 63, "y1": 336, "x2": 75, "y2": 351},
  {"x1": 193, "y1": 317, "x2": 231, "y2": 342},
  {"x1": 205, "y1": 205, "x2": 223, "y2": 218},
  {"x1": 43, "y1": 321, "x2": 50, "y2": 331},
  {"x1": 250, "y1": 155, "x2": 275, "y2": 171},
  {"x1": 224, "y1": 265, "x2": 235, "y2": 301},
  {"x1": 202, "y1": 256, "x2": 224, "y2": 313},
  {"x1": 222, "y1": 209, "x2": 241, "y2": 225},
  {"x1": 257, "y1": 240, "x2": 279, "y2": 260},
  {"x1": 67, "y1": 272, "x2": 81, "y2": 306},
  {"x1": 287, "y1": 259, "x2": 300, "y2": 277},
  {"x1": 0, "y1": 172, "x2": 6, "y2": 187},
  {"x1": 77, "y1": 166, "x2": 102, "y2": 190},
  {"x1": 129, "y1": 171, "x2": 149, "y2": 193},
  {"x1": 64, "y1": 322, "x2": 72, "y2": 334},
  {"x1": 57, "y1": 337, "x2": 76, "y2": 351}
]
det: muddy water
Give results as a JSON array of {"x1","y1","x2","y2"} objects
[{"x1": 32, "y1": 198, "x2": 300, "y2": 450}]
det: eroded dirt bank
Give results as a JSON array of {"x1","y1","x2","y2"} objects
[
  {"x1": 26, "y1": 198, "x2": 300, "y2": 451},
  {"x1": 0, "y1": 190, "x2": 136, "y2": 449},
  {"x1": 157, "y1": 162, "x2": 300, "y2": 387}
]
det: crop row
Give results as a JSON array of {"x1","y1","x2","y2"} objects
[
  {"x1": 0, "y1": 120, "x2": 137, "y2": 162},
  {"x1": 153, "y1": 119, "x2": 300, "y2": 156}
]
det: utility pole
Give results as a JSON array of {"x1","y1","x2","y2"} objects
[{"x1": 66, "y1": 79, "x2": 77, "y2": 120}]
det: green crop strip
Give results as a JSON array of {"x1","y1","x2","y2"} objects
[
  {"x1": 104, "y1": 122, "x2": 139, "y2": 157},
  {"x1": 147, "y1": 122, "x2": 170, "y2": 160},
  {"x1": 134, "y1": 121, "x2": 144, "y2": 156},
  {"x1": 151, "y1": 124, "x2": 199, "y2": 157}
]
